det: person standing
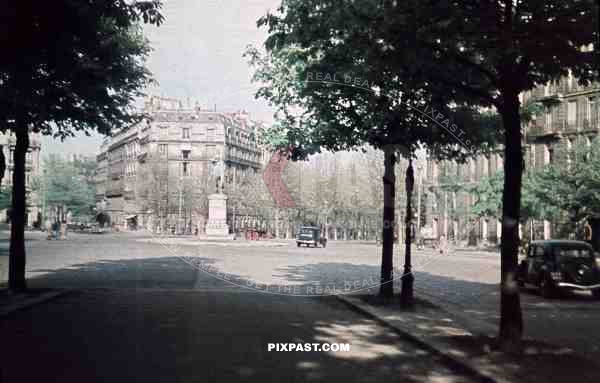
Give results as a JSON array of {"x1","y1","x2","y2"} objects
[
  {"x1": 45, "y1": 218, "x2": 53, "y2": 240},
  {"x1": 439, "y1": 235, "x2": 448, "y2": 255},
  {"x1": 52, "y1": 220, "x2": 59, "y2": 239}
]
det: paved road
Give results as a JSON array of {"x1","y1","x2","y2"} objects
[
  {"x1": 0, "y1": 289, "x2": 477, "y2": 383},
  {"x1": 2, "y1": 230, "x2": 600, "y2": 358}
]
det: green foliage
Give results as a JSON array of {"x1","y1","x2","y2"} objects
[
  {"x1": 42, "y1": 155, "x2": 97, "y2": 217},
  {"x1": 248, "y1": 1, "x2": 498, "y2": 161},
  {"x1": 531, "y1": 139, "x2": 600, "y2": 224},
  {"x1": 0, "y1": 0, "x2": 164, "y2": 136},
  {"x1": 470, "y1": 167, "x2": 569, "y2": 222},
  {"x1": 469, "y1": 172, "x2": 504, "y2": 218},
  {"x1": 0, "y1": 186, "x2": 10, "y2": 210}
]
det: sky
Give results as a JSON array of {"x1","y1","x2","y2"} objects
[{"x1": 43, "y1": 0, "x2": 279, "y2": 157}]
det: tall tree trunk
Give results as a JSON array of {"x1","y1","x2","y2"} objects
[
  {"x1": 589, "y1": 217, "x2": 600, "y2": 252},
  {"x1": 400, "y1": 159, "x2": 415, "y2": 307},
  {"x1": 379, "y1": 147, "x2": 396, "y2": 297},
  {"x1": 0, "y1": 145, "x2": 5, "y2": 186},
  {"x1": 498, "y1": 90, "x2": 524, "y2": 352},
  {"x1": 9, "y1": 127, "x2": 29, "y2": 291}
]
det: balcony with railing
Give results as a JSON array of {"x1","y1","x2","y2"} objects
[
  {"x1": 528, "y1": 116, "x2": 600, "y2": 141},
  {"x1": 225, "y1": 152, "x2": 261, "y2": 168},
  {"x1": 582, "y1": 117, "x2": 600, "y2": 133},
  {"x1": 166, "y1": 153, "x2": 213, "y2": 162}
]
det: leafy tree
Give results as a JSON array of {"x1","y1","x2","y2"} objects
[
  {"x1": 470, "y1": 170, "x2": 556, "y2": 222},
  {"x1": 0, "y1": 186, "x2": 10, "y2": 211},
  {"x1": 0, "y1": 0, "x2": 164, "y2": 290},
  {"x1": 249, "y1": 0, "x2": 496, "y2": 303},
  {"x1": 531, "y1": 138, "x2": 600, "y2": 243},
  {"x1": 42, "y1": 155, "x2": 97, "y2": 218},
  {"x1": 384, "y1": 0, "x2": 596, "y2": 351},
  {"x1": 470, "y1": 172, "x2": 504, "y2": 219}
]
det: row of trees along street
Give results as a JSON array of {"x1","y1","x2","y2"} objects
[
  {"x1": 0, "y1": 155, "x2": 96, "y2": 224},
  {"x1": 470, "y1": 137, "x2": 600, "y2": 251},
  {"x1": 1, "y1": 0, "x2": 598, "y2": 355},
  {"x1": 226, "y1": 148, "x2": 423, "y2": 240},
  {"x1": 247, "y1": 0, "x2": 598, "y2": 352}
]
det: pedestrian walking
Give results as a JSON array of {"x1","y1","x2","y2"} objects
[
  {"x1": 45, "y1": 218, "x2": 53, "y2": 240},
  {"x1": 52, "y1": 220, "x2": 59, "y2": 239},
  {"x1": 439, "y1": 235, "x2": 448, "y2": 255}
]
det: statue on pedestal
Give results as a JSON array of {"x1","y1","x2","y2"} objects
[
  {"x1": 210, "y1": 156, "x2": 225, "y2": 194},
  {"x1": 205, "y1": 155, "x2": 231, "y2": 238}
]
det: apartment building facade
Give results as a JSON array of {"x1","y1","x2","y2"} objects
[
  {"x1": 421, "y1": 77, "x2": 600, "y2": 245},
  {"x1": 95, "y1": 96, "x2": 264, "y2": 232},
  {"x1": 0, "y1": 131, "x2": 43, "y2": 227}
]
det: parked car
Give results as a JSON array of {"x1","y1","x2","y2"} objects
[
  {"x1": 296, "y1": 226, "x2": 327, "y2": 248},
  {"x1": 518, "y1": 240, "x2": 600, "y2": 298}
]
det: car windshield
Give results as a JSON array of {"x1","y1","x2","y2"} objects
[
  {"x1": 300, "y1": 228, "x2": 315, "y2": 235},
  {"x1": 552, "y1": 246, "x2": 592, "y2": 259}
]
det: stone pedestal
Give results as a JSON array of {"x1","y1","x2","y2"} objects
[{"x1": 205, "y1": 193, "x2": 230, "y2": 238}]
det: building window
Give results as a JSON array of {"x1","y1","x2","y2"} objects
[
  {"x1": 545, "y1": 110, "x2": 553, "y2": 131},
  {"x1": 182, "y1": 162, "x2": 190, "y2": 176},
  {"x1": 182, "y1": 128, "x2": 190, "y2": 139},
  {"x1": 159, "y1": 144, "x2": 167, "y2": 154},
  {"x1": 567, "y1": 70, "x2": 574, "y2": 90},
  {"x1": 565, "y1": 139, "x2": 572, "y2": 167},
  {"x1": 589, "y1": 97, "x2": 597, "y2": 124},
  {"x1": 469, "y1": 159, "x2": 475, "y2": 181},
  {"x1": 544, "y1": 83, "x2": 551, "y2": 97},
  {"x1": 567, "y1": 101, "x2": 577, "y2": 127},
  {"x1": 182, "y1": 150, "x2": 190, "y2": 160},
  {"x1": 544, "y1": 145, "x2": 554, "y2": 164}
]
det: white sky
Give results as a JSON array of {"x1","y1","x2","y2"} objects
[{"x1": 44, "y1": 0, "x2": 279, "y2": 156}]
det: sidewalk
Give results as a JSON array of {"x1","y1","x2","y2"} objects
[
  {"x1": 338, "y1": 294, "x2": 600, "y2": 383},
  {"x1": 0, "y1": 288, "x2": 68, "y2": 317},
  {"x1": 0, "y1": 289, "x2": 486, "y2": 383}
]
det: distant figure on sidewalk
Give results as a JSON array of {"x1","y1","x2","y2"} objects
[
  {"x1": 439, "y1": 235, "x2": 448, "y2": 255},
  {"x1": 45, "y1": 219, "x2": 53, "y2": 240},
  {"x1": 59, "y1": 222, "x2": 67, "y2": 240}
]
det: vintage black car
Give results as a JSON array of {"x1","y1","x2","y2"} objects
[
  {"x1": 296, "y1": 226, "x2": 327, "y2": 248},
  {"x1": 518, "y1": 240, "x2": 600, "y2": 298}
]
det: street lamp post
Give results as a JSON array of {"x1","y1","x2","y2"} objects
[
  {"x1": 400, "y1": 159, "x2": 415, "y2": 307},
  {"x1": 416, "y1": 163, "x2": 423, "y2": 242}
]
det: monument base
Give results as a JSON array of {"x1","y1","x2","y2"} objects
[
  {"x1": 205, "y1": 221, "x2": 230, "y2": 237},
  {"x1": 205, "y1": 193, "x2": 232, "y2": 239}
]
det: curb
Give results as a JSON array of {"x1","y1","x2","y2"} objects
[
  {"x1": 0, "y1": 289, "x2": 71, "y2": 318},
  {"x1": 336, "y1": 294, "x2": 499, "y2": 383}
]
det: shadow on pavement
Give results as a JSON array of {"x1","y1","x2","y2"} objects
[
  {"x1": 351, "y1": 294, "x2": 600, "y2": 383},
  {"x1": 0, "y1": 289, "x2": 478, "y2": 382},
  {"x1": 26, "y1": 256, "x2": 231, "y2": 290}
]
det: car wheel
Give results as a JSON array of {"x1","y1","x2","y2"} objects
[
  {"x1": 297, "y1": 242, "x2": 300, "y2": 247},
  {"x1": 539, "y1": 277, "x2": 555, "y2": 299},
  {"x1": 592, "y1": 289, "x2": 600, "y2": 300}
]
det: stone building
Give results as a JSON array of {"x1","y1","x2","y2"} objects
[
  {"x1": 421, "y1": 77, "x2": 600, "y2": 245},
  {"x1": 95, "y1": 96, "x2": 263, "y2": 233},
  {"x1": 0, "y1": 131, "x2": 43, "y2": 227}
]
